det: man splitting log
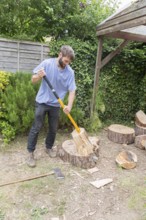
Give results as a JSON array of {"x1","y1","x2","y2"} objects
[{"x1": 26, "y1": 45, "x2": 76, "y2": 167}]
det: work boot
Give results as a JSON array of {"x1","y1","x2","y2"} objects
[
  {"x1": 26, "y1": 152, "x2": 36, "y2": 168},
  {"x1": 45, "y1": 148, "x2": 56, "y2": 158}
]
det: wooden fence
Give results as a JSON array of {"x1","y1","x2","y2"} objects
[{"x1": 0, "y1": 38, "x2": 49, "y2": 73}]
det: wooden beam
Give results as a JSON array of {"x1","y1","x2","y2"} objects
[
  {"x1": 97, "y1": 1, "x2": 146, "y2": 31},
  {"x1": 90, "y1": 37, "x2": 103, "y2": 116},
  {"x1": 106, "y1": 31, "x2": 146, "y2": 42},
  {"x1": 96, "y1": 16, "x2": 146, "y2": 36},
  {"x1": 113, "y1": 0, "x2": 146, "y2": 19},
  {"x1": 97, "y1": 8, "x2": 146, "y2": 32},
  {"x1": 101, "y1": 40, "x2": 129, "y2": 68}
]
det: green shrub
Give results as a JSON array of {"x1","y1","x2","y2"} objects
[
  {"x1": 0, "y1": 72, "x2": 39, "y2": 143},
  {"x1": 0, "y1": 71, "x2": 11, "y2": 119},
  {"x1": 98, "y1": 57, "x2": 145, "y2": 123},
  {"x1": 0, "y1": 121, "x2": 16, "y2": 144},
  {"x1": 0, "y1": 71, "x2": 12, "y2": 143},
  {"x1": 139, "y1": 73, "x2": 146, "y2": 112},
  {"x1": 0, "y1": 71, "x2": 10, "y2": 91}
]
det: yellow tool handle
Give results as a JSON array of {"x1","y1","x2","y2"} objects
[
  {"x1": 58, "y1": 98, "x2": 80, "y2": 133},
  {"x1": 43, "y1": 76, "x2": 80, "y2": 133}
]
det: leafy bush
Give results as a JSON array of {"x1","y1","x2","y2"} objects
[
  {"x1": 0, "y1": 121, "x2": 16, "y2": 144},
  {"x1": 0, "y1": 72, "x2": 40, "y2": 143},
  {"x1": 0, "y1": 71, "x2": 10, "y2": 91},
  {"x1": 98, "y1": 42, "x2": 146, "y2": 123},
  {"x1": 0, "y1": 70, "x2": 11, "y2": 114},
  {"x1": 139, "y1": 73, "x2": 146, "y2": 112}
]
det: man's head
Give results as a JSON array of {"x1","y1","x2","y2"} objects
[{"x1": 58, "y1": 45, "x2": 75, "y2": 69}]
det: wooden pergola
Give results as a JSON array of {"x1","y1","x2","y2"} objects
[{"x1": 91, "y1": 0, "x2": 146, "y2": 115}]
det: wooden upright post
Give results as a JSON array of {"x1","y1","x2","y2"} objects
[
  {"x1": 90, "y1": 37, "x2": 103, "y2": 116},
  {"x1": 90, "y1": 39, "x2": 129, "y2": 117}
]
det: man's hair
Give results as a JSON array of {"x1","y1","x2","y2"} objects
[{"x1": 60, "y1": 45, "x2": 75, "y2": 61}]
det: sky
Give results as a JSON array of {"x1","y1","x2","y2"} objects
[{"x1": 118, "y1": 0, "x2": 133, "y2": 8}]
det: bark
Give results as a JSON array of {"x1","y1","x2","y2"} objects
[
  {"x1": 108, "y1": 124, "x2": 135, "y2": 144},
  {"x1": 135, "y1": 135, "x2": 146, "y2": 150},
  {"x1": 57, "y1": 136, "x2": 99, "y2": 169},
  {"x1": 135, "y1": 110, "x2": 146, "y2": 127}
]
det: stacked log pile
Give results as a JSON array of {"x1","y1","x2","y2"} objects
[
  {"x1": 107, "y1": 110, "x2": 146, "y2": 169},
  {"x1": 134, "y1": 110, "x2": 146, "y2": 150},
  {"x1": 107, "y1": 110, "x2": 146, "y2": 149}
]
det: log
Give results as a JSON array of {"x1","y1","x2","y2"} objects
[
  {"x1": 141, "y1": 140, "x2": 146, "y2": 150},
  {"x1": 135, "y1": 110, "x2": 146, "y2": 127},
  {"x1": 71, "y1": 128, "x2": 94, "y2": 156},
  {"x1": 135, "y1": 123, "x2": 146, "y2": 136},
  {"x1": 135, "y1": 135, "x2": 146, "y2": 150},
  {"x1": 115, "y1": 150, "x2": 137, "y2": 169},
  {"x1": 108, "y1": 124, "x2": 135, "y2": 144},
  {"x1": 57, "y1": 136, "x2": 100, "y2": 169}
]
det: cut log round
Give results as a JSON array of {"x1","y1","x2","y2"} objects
[
  {"x1": 135, "y1": 135, "x2": 146, "y2": 150},
  {"x1": 141, "y1": 140, "x2": 146, "y2": 150},
  {"x1": 71, "y1": 128, "x2": 94, "y2": 156},
  {"x1": 108, "y1": 124, "x2": 135, "y2": 144},
  {"x1": 135, "y1": 110, "x2": 146, "y2": 127},
  {"x1": 116, "y1": 150, "x2": 137, "y2": 169},
  {"x1": 135, "y1": 123, "x2": 146, "y2": 136},
  {"x1": 57, "y1": 136, "x2": 99, "y2": 169}
]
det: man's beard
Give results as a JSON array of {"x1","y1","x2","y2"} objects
[{"x1": 58, "y1": 57, "x2": 66, "y2": 69}]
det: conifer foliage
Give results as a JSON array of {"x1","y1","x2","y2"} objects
[{"x1": 0, "y1": 72, "x2": 39, "y2": 143}]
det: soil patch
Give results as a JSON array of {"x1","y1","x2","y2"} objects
[{"x1": 0, "y1": 129, "x2": 146, "y2": 220}]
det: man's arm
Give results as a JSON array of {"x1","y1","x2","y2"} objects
[
  {"x1": 31, "y1": 69, "x2": 46, "y2": 84},
  {"x1": 63, "y1": 91, "x2": 75, "y2": 114}
]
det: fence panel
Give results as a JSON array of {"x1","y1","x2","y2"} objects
[{"x1": 0, "y1": 38, "x2": 49, "y2": 73}]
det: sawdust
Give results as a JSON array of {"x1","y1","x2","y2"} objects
[{"x1": 0, "y1": 129, "x2": 146, "y2": 220}]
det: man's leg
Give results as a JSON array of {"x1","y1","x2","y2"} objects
[
  {"x1": 45, "y1": 106, "x2": 60, "y2": 157},
  {"x1": 27, "y1": 103, "x2": 46, "y2": 166}
]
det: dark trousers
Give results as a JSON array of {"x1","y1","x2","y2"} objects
[{"x1": 27, "y1": 102, "x2": 60, "y2": 152}]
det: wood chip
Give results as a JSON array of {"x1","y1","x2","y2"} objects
[
  {"x1": 89, "y1": 210, "x2": 96, "y2": 216},
  {"x1": 90, "y1": 178, "x2": 113, "y2": 189},
  {"x1": 51, "y1": 218, "x2": 59, "y2": 220},
  {"x1": 88, "y1": 167, "x2": 99, "y2": 174},
  {"x1": 71, "y1": 170, "x2": 84, "y2": 179}
]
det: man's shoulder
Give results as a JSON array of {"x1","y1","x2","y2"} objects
[
  {"x1": 66, "y1": 65, "x2": 74, "y2": 75},
  {"x1": 43, "y1": 58, "x2": 55, "y2": 64}
]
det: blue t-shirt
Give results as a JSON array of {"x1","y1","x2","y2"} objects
[{"x1": 33, "y1": 58, "x2": 76, "y2": 107}]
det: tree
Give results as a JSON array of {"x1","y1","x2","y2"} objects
[{"x1": 0, "y1": 0, "x2": 117, "y2": 41}]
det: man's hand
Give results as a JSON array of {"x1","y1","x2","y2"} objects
[
  {"x1": 63, "y1": 91, "x2": 75, "y2": 114},
  {"x1": 37, "y1": 68, "x2": 46, "y2": 79},
  {"x1": 32, "y1": 68, "x2": 46, "y2": 83},
  {"x1": 63, "y1": 105, "x2": 71, "y2": 114}
]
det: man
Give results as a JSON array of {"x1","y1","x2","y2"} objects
[{"x1": 27, "y1": 45, "x2": 76, "y2": 167}]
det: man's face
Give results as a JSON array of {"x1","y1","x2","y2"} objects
[{"x1": 58, "y1": 55, "x2": 71, "y2": 69}]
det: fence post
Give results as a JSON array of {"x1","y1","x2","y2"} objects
[
  {"x1": 41, "y1": 44, "x2": 43, "y2": 61},
  {"x1": 17, "y1": 42, "x2": 20, "y2": 72}
]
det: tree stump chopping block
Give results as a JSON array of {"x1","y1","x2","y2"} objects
[
  {"x1": 135, "y1": 110, "x2": 146, "y2": 127},
  {"x1": 135, "y1": 123, "x2": 146, "y2": 136},
  {"x1": 135, "y1": 135, "x2": 146, "y2": 150},
  {"x1": 57, "y1": 137, "x2": 100, "y2": 169},
  {"x1": 108, "y1": 124, "x2": 135, "y2": 144}
]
